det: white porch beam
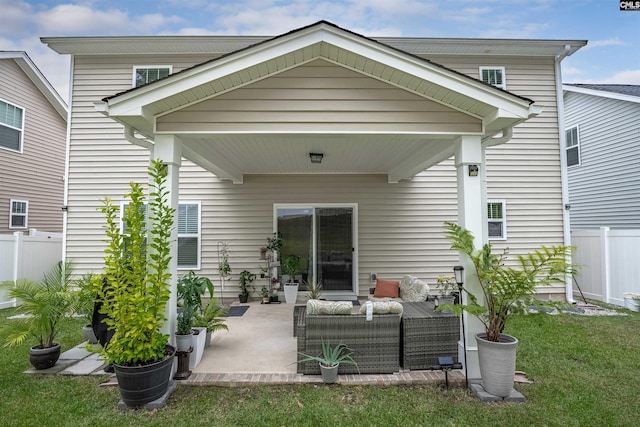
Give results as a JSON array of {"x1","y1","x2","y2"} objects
[
  {"x1": 152, "y1": 134, "x2": 182, "y2": 344},
  {"x1": 387, "y1": 140, "x2": 456, "y2": 183},
  {"x1": 181, "y1": 143, "x2": 244, "y2": 184},
  {"x1": 454, "y1": 135, "x2": 487, "y2": 382}
]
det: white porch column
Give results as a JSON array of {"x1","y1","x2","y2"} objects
[
  {"x1": 152, "y1": 134, "x2": 182, "y2": 343},
  {"x1": 454, "y1": 135, "x2": 487, "y2": 382}
]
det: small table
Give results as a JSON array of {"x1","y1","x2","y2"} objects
[{"x1": 400, "y1": 301, "x2": 460, "y2": 370}]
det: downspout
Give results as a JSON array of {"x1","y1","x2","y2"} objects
[
  {"x1": 481, "y1": 127, "x2": 513, "y2": 147},
  {"x1": 555, "y1": 44, "x2": 575, "y2": 303},
  {"x1": 124, "y1": 125, "x2": 154, "y2": 152}
]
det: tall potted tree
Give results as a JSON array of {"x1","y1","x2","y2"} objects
[
  {"x1": 442, "y1": 221, "x2": 574, "y2": 397},
  {"x1": 282, "y1": 254, "x2": 301, "y2": 304},
  {"x1": 92, "y1": 159, "x2": 176, "y2": 408}
]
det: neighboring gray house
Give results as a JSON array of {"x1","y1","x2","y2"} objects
[
  {"x1": 563, "y1": 84, "x2": 640, "y2": 229},
  {"x1": 0, "y1": 51, "x2": 67, "y2": 234},
  {"x1": 43, "y1": 21, "x2": 585, "y2": 379}
]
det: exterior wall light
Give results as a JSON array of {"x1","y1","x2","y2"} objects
[
  {"x1": 468, "y1": 165, "x2": 479, "y2": 176},
  {"x1": 309, "y1": 153, "x2": 324, "y2": 164}
]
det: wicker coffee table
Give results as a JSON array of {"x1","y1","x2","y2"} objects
[{"x1": 400, "y1": 301, "x2": 460, "y2": 370}]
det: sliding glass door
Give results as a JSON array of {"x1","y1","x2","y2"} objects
[{"x1": 276, "y1": 205, "x2": 356, "y2": 293}]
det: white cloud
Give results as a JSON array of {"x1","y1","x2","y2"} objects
[
  {"x1": 583, "y1": 38, "x2": 625, "y2": 50},
  {"x1": 598, "y1": 70, "x2": 640, "y2": 85}
]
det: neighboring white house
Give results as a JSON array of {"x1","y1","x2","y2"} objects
[
  {"x1": 43, "y1": 21, "x2": 585, "y2": 380},
  {"x1": 0, "y1": 51, "x2": 67, "y2": 234},
  {"x1": 563, "y1": 84, "x2": 640, "y2": 229}
]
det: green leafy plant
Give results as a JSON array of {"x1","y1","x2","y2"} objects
[
  {"x1": 442, "y1": 221, "x2": 575, "y2": 342},
  {"x1": 282, "y1": 254, "x2": 301, "y2": 285},
  {"x1": 261, "y1": 285, "x2": 269, "y2": 298},
  {"x1": 1, "y1": 261, "x2": 77, "y2": 349},
  {"x1": 218, "y1": 242, "x2": 232, "y2": 278},
  {"x1": 73, "y1": 272, "x2": 100, "y2": 324},
  {"x1": 304, "y1": 279, "x2": 323, "y2": 300},
  {"x1": 192, "y1": 298, "x2": 229, "y2": 333},
  {"x1": 92, "y1": 159, "x2": 174, "y2": 366},
  {"x1": 266, "y1": 232, "x2": 283, "y2": 255},
  {"x1": 178, "y1": 270, "x2": 214, "y2": 314},
  {"x1": 238, "y1": 270, "x2": 256, "y2": 297},
  {"x1": 176, "y1": 305, "x2": 194, "y2": 335},
  {"x1": 297, "y1": 340, "x2": 359, "y2": 370}
]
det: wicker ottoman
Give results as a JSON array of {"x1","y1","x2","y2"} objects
[{"x1": 400, "y1": 301, "x2": 460, "y2": 370}]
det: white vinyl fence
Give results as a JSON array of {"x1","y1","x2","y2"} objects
[
  {"x1": 0, "y1": 231, "x2": 63, "y2": 309},
  {"x1": 571, "y1": 227, "x2": 640, "y2": 306}
]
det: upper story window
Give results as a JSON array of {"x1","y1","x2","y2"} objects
[
  {"x1": 0, "y1": 99, "x2": 25, "y2": 152},
  {"x1": 10, "y1": 200, "x2": 28, "y2": 229},
  {"x1": 133, "y1": 66, "x2": 172, "y2": 87},
  {"x1": 480, "y1": 67, "x2": 506, "y2": 90},
  {"x1": 565, "y1": 125, "x2": 580, "y2": 167},
  {"x1": 487, "y1": 200, "x2": 506, "y2": 240}
]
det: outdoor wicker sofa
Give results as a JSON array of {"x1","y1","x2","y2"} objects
[{"x1": 295, "y1": 302, "x2": 402, "y2": 374}]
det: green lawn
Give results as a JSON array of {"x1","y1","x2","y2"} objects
[{"x1": 1, "y1": 306, "x2": 639, "y2": 426}]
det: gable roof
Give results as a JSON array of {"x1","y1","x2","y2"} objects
[
  {"x1": 563, "y1": 84, "x2": 640, "y2": 104},
  {"x1": 0, "y1": 51, "x2": 68, "y2": 119}
]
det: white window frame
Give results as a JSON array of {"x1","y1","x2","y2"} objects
[
  {"x1": 9, "y1": 199, "x2": 28, "y2": 229},
  {"x1": 132, "y1": 65, "x2": 173, "y2": 87},
  {"x1": 479, "y1": 67, "x2": 506, "y2": 90},
  {"x1": 120, "y1": 200, "x2": 201, "y2": 270},
  {"x1": 0, "y1": 98, "x2": 25, "y2": 153},
  {"x1": 565, "y1": 125, "x2": 581, "y2": 167},
  {"x1": 487, "y1": 200, "x2": 506, "y2": 240}
]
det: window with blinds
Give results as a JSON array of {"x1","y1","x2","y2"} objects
[
  {"x1": 133, "y1": 66, "x2": 172, "y2": 87},
  {"x1": 565, "y1": 126, "x2": 580, "y2": 167},
  {"x1": 10, "y1": 199, "x2": 28, "y2": 229},
  {"x1": 122, "y1": 201, "x2": 200, "y2": 269},
  {"x1": 487, "y1": 200, "x2": 506, "y2": 240},
  {"x1": 479, "y1": 67, "x2": 506, "y2": 90},
  {"x1": 0, "y1": 99, "x2": 24, "y2": 152}
]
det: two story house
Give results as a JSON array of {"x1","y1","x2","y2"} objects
[
  {"x1": 43, "y1": 21, "x2": 585, "y2": 379},
  {"x1": 0, "y1": 51, "x2": 67, "y2": 234}
]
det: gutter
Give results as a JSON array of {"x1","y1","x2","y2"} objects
[
  {"x1": 555, "y1": 44, "x2": 576, "y2": 303},
  {"x1": 94, "y1": 101, "x2": 154, "y2": 150}
]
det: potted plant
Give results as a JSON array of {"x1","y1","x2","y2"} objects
[
  {"x1": 442, "y1": 221, "x2": 574, "y2": 397},
  {"x1": 269, "y1": 276, "x2": 281, "y2": 302},
  {"x1": 282, "y1": 254, "x2": 301, "y2": 304},
  {"x1": 266, "y1": 232, "x2": 283, "y2": 259},
  {"x1": 92, "y1": 159, "x2": 175, "y2": 408},
  {"x1": 238, "y1": 270, "x2": 256, "y2": 303},
  {"x1": 193, "y1": 298, "x2": 229, "y2": 348},
  {"x1": 261, "y1": 285, "x2": 270, "y2": 304},
  {"x1": 175, "y1": 305, "x2": 194, "y2": 352},
  {"x1": 1, "y1": 261, "x2": 77, "y2": 370},
  {"x1": 178, "y1": 270, "x2": 214, "y2": 313},
  {"x1": 296, "y1": 340, "x2": 359, "y2": 383},
  {"x1": 304, "y1": 279, "x2": 323, "y2": 300},
  {"x1": 435, "y1": 275, "x2": 457, "y2": 314},
  {"x1": 74, "y1": 272, "x2": 99, "y2": 344}
]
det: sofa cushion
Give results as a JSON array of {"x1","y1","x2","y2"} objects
[
  {"x1": 373, "y1": 279, "x2": 400, "y2": 298},
  {"x1": 306, "y1": 299, "x2": 353, "y2": 315},
  {"x1": 399, "y1": 275, "x2": 430, "y2": 302},
  {"x1": 359, "y1": 301, "x2": 403, "y2": 315}
]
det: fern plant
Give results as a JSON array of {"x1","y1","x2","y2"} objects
[
  {"x1": 442, "y1": 221, "x2": 575, "y2": 342},
  {"x1": 93, "y1": 159, "x2": 174, "y2": 366},
  {"x1": 192, "y1": 298, "x2": 229, "y2": 333}
]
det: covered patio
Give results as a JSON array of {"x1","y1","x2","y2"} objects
[{"x1": 93, "y1": 21, "x2": 540, "y2": 381}]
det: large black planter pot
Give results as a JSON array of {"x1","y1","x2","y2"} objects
[
  {"x1": 114, "y1": 345, "x2": 175, "y2": 408},
  {"x1": 30, "y1": 343, "x2": 61, "y2": 370},
  {"x1": 239, "y1": 294, "x2": 249, "y2": 303}
]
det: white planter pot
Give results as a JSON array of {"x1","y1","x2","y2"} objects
[
  {"x1": 624, "y1": 293, "x2": 640, "y2": 312},
  {"x1": 190, "y1": 327, "x2": 207, "y2": 369},
  {"x1": 476, "y1": 333, "x2": 518, "y2": 397},
  {"x1": 175, "y1": 332, "x2": 193, "y2": 352},
  {"x1": 320, "y1": 363, "x2": 339, "y2": 384},
  {"x1": 284, "y1": 283, "x2": 299, "y2": 304}
]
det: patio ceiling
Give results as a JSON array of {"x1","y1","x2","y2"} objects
[{"x1": 95, "y1": 21, "x2": 539, "y2": 184}]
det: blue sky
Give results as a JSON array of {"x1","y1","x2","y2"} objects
[{"x1": 1, "y1": 0, "x2": 638, "y2": 101}]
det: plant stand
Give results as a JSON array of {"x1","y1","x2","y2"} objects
[{"x1": 174, "y1": 349, "x2": 192, "y2": 380}]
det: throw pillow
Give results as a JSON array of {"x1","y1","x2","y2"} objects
[
  {"x1": 373, "y1": 279, "x2": 400, "y2": 298},
  {"x1": 306, "y1": 299, "x2": 353, "y2": 315},
  {"x1": 399, "y1": 275, "x2": 430, "y2": 302},
  {"x1": 359, "y1": 301, "x2": 403, "y2": 315}
]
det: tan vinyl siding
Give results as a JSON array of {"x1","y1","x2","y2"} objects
[
  {"x1": 157, "y1": 60, "x2": 481, "y2": 134},
  {"x1": 65, "y1": 52, "x2": 566, "y2": 298},
  {"x1": 0, "y1": 59, "x2": 66, "y2": 234}
]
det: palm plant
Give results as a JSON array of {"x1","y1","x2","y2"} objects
[
  {"x1": 192, "y1": 298, "x2": 229, "y2": 333},
  {"x1": 304, "y1": 279, "x2": 323, "y2": 300},
  {"x1": 2, "y1": 261, "x2": 77, "y2": 349}
]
